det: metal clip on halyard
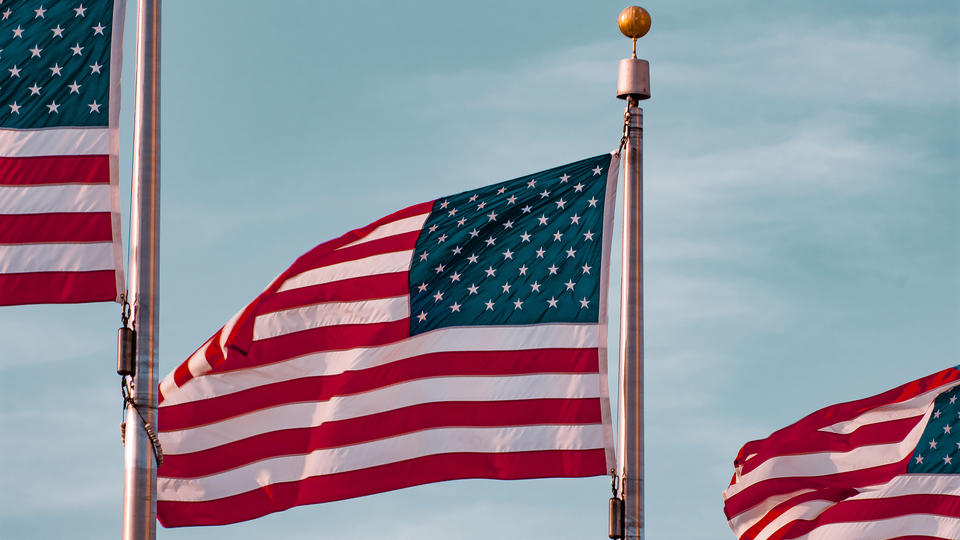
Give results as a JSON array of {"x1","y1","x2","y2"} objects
[{"x1": 117, "y1": 293, "x2": 163, "y2": 466}]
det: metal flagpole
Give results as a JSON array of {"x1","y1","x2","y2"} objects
[
  {"x1": 122, "y1": 0, "x2": 161, "y2": 538},
  {"x1": 610, "y1": 6, "x2": 650, "y2": 540}
]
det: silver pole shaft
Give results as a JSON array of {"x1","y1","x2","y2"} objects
[
  {"x1": 123, "y1": 0, "x2": 160, "y2": 538},
  {"x1": 619, "y1": 101, "x2": 643, "y2": 539}
]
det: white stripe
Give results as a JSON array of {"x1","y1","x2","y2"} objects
[
  {"x1": 160, "y1": 373, "x2": 601, "y2": 454},
  {"x1": 0, "y1": 184, "x2": 112, "y2": 214},
  {"x1": 158, "y1": 423, "x2": 606, "y2": 501},
  {"x1": 800, "y1": 514, "x2": 960, "y2": 539},
  {"x1": 727, "y1": 488, "x2": 816, "y2": 537},
  {"x1": 252, "y1": 296, "x2": 409, "y2": 341},
  {"x1": 278, "y1": 250, "x2": 412, "y2": 292},
  {"x1": 337, "y1": 213, "x2": 430, "y2": 250},
  {"x1": 819, "y1": 384, "x2": 959, "y2": 435},
  {"x1": 854, "y1": 473, "x2": 960, "y2": 498},
  {"x1": 755, "y1": 498, "x2": 835, "y2": 540},
  {"x1": 160, "y1": 323, "x2": 599, "y2": 407},
  {"x1": 0, "y1": 242, "x2": 116, "y2": 273},
  {"x1": 723, "y1": 410, "x2": 930, "y2": 500},
  {"x1": 0, "y1": 127, "x2": 110, "y2": 157}
]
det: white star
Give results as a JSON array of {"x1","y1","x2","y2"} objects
[
  {"x1": 497, "y1": 186, "x2": 506, "y2": 194},
  {"x1": 12, "y1": 25, "x2": 23, "y2": 39},
  {"x1": 1, "y1": 9, "x2": 10, "y2": 21},
  {"x1": 448, "y1": 208, "x2": 457, "y2": 217},
  {"x1": 535, "y1": 247, "x2": 546, "y2": 258},
  {"x1": 485, "y1": 236, "x2": 496, "y2": 246},
  {"x1": 46, "y1": 100, "x2": 59, "y2": 113},
  {"x1": 935, "y1": 410, "x2": 942, "y2": 419},
  {"x1": 451, "y1": 245, "x2": 462, "y2": 255},
  {"x1": 555, "y1": 198, "x2": 567, "y2": 209},
  {"x1": 502, "y1": 282, "x2": 512, "y2": 293},
  {"x1": 573, "y1": 183, "x2": 584, "y2": 192},
  {"x1": 436, "y1": 234, "x2": 447, "y2": 244},
  {"x1": 419, "y1": 251, "x2": 429, "y2": 261},
  {"x1": 439, "y1": 200, "x2": 449, "y2": 209},
  {"x1": 468, "y1": 228, "x2": 480, "y2": 238},
  {"x1": 51, "y1": 25, "x2": 64, "y2": 38},
  {"x1": 581, "y1": 264, "x2": 592, "y2": 275},
  {"x1": 456, "y1": 217, "x2": 466, "y2": 227},
  {"x1": 449, "y1": 302, "x2": 461, "y2": 313},
  {"x1": 564, "y1": 279, "x2": 576, "y2": 291},
  {"x1": 449, "y1": 272, "x2": 461, "y2": 282},
  {"x1": 501, "y1": 219, "x2": 513, "y2": 229},
  {"x1": 530, "y1": 281, "x2": 541, "y2": 292},
  {"x1": 518, "y1": 265, "x2": 528, "y2": 276},
  {"x1": 486, "y1": 210, "x2": 497, "y2": 221},
  {"x1": 521, "y1": 205, "x2": 532, "y2": 214},
  {"x1": 547, "y1": 265, "x2": 559, "y2": 275},
  {"x1": 89, "y1": 62, "x2": 102, "y2": 74},
  {"x1": 75, "y1": 4, "x2": 87, "y2": 17},
  {"x1": 8, "y1": 65, "x2": 20, "y2": 78},
  {"x1": 547, "y1": 297, "x2": 559, "y2": 308},
  {"x1": 916, "y1": 455, "x2": 924, "y2": 464},
  {"x1": 35, "y1": 5, "x2": 47, "y2": 18},
  {"x1": 434, "y1": 264, "x2": 445, "y2": 274},
  {"x1": 49, "y1": 63, "x2": 62, "y2": 76},
  {"x1": 570, "y1": 214, "x2": 580, "y2": 225},
  {"x1": 502, "y1": 249, "x2": 513, "y2": 260},
  {"x1": 592, "y1": 165, "x2": 603, "y2": 175},
  {"x1": 519, "y1": 231, "x2": 531, "y2": 242},
  {"x1": 579, "y1": 297, "x2": 591, "y2": 308},
  {"x1": 506, "y1": 195, "x2": 517, "y2": 205},
  {"x1": 93, "y1": 23, "x2": 106, "y2": 36},
  {"x1": 539, "y1": 189, "x2": 550, "y2": 198},
  {"x1": 587, "y1": 197, "x2": 599, "y2": 207},
  {"x1": 484, "y1": 266, "x2": 496, "y2": 277},
  {"x1": 433, "y1": 291, "x2": 444, "y2": 302},
  {"x1": 951, "y1": 395, "x2": 958, "y2": 404},
  {"x1": 468, "y1": 194, "x2": 478, "y2": 202},
  {"x1": 513, "y1": 299, "x2": 523, "y2": 310},
  {"x1": 68, "y1": 81, "x2": 81, "y2": 94},
  {"x1": 946, "y1": 456, "x2": 953, "y2": 465},
  {"x1": 553, "y1": 231, "x2": 563, "y2": 242},
  {"x1": 559, "y1": 174, "x2": 570, "y2": 183},
  {"x1": 417, "y1": 283, "x2": 428, "y2": 292},
  {"x1": 930, "y1": 439, "x2": 938, "y2": 449},
  {"x1": 583, "y1": 230, "x2": 595, "y2": 241},
  {"x1": 484, "y1": 299, "x2": 496, "y2": 310},
  {"x1": 416, "y1": 311, "x2": 427, "y2": 322},
  {"x1": 8, "y1": 102, "x2": 21, "y2": 114},
  {"x1": 29, "y1": 45, "x2": 42, "y2": 58},
  {"x1": 28, "y1": 83, "x2": 41, "y2": 95},
  {"x1": 467, "y1": 284, "x2": 479, "y2": 295},
  {"x1": 428, "y1": 224, "x2": 438, "y2": 233},
  {"x1": 537, "y1": 215, "x2": 548, "y2": 226},
  {"x1": 566, "y1": 247, "x2": 576, "y2": 258},
  {"x1": 476, "y1": 201, "x2": 486, "y2": 210},
  {"x1": 946, "y1": 425, "x2": 953, "y2": 435},
  {"x1": 527, "y1": 179, "x2": 536, "y2": 188},
  {"x1": 467, "y1": 254, "x2": 479, "y2": 264}
]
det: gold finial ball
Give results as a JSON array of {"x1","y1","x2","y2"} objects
[{"x1": 618, "y1": 6, "x2": 651, "y2": 39}]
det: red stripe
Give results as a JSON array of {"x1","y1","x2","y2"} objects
[
  {"x1": 771, "y1": 493, "x2": 960, "y2": 539},
  {"x1": 227, "y1": 319, "x2": 411, "y2": 370},
  {"x1": 739, "y1": 416, "x2": 922, "y2": 477},
  {"x1": 724, "y1": 456, "x2": 910, "y2": 519},
  {"x1": 739, "y1": 487, "x2": 856, "y2": 540},
  {"x1": 0, "y1": 213, "x2": 113, "y2": 243},
  {"x1": 0, "y1": 270, "x2": 117, "y2": 305},
  {"x1": 159, "y1": 348, "x2": 599, "y2": 431},
  {"x1": 0, "y1": 155, "x2": 110, "y2": 185},
  {"x1": 256, "y1": 272, "x2": 410, "y2": 315},
  {"x1": 159, "y1": 398, "x2": 604, "y2": 478},
  {"x1": 157, "y1": 448, "x2": 606, "y2": 527},
  {"x1": 291, "y1": 231, "x2": 419, "y2": 271}
]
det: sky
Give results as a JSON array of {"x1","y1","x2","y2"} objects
[{"x1": 1, "y1": 1, "x2": 958, "y2": 539}]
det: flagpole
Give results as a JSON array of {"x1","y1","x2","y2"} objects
[
  {"x1": 613, "y1": 6, "x2": 650, "y2": 540},
  {"x1": 123, "y1": 0, "x2": 161, "y2": 539}
]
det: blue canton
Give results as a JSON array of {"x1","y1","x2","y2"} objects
[
  {"x1": 409, "y1": 154, "x2": 611, "y2": 336},
  {"x1": 907, "y1": 382, "x2": 960, "y2": 474},
  {"x1": 0, "y1": 0, "x2": 114, "y2": 128}
]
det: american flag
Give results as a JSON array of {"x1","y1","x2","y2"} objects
[
  {"x1": 723, "y1": 366, "x2": 960, "y2": 539},
  {"x1": 156, "y1": 154, "x2": 619, "y2": 527},
  {"x1": 0, "y1": 0, "x2": 124, "y2": 305}
]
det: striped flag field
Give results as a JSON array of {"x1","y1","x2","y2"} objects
[{"x1": 157, "y1": 154, "x2": 619, "y2": 527}]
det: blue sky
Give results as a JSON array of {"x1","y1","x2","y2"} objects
[{"x1": 1, "y1": 1, "x2": 957, "y2": 539}]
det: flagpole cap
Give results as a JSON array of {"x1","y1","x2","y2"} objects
[{"x1": 618, "y1": 6, "x2": 651, "y2": 40}]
